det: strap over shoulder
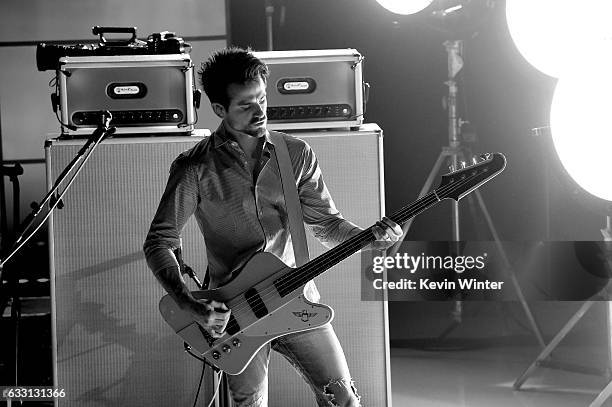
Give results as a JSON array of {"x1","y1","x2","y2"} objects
[{"x1": 268, "y1": 131, "x2": 310, "y2": 267}]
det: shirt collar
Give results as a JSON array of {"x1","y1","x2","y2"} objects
[{"x1": 212, "y1": 121, "x2": 275, "y2": 152}]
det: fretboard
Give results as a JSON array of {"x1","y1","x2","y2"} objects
[{"x1": 273, "y1": 191, "x2": 441, "y2": 297}]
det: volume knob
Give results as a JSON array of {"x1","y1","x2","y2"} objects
[
  {"x1": 222, "y1": 345, "x2": 231, "y2": 353},
  {"x1": 212, "y1": 351, "x2": 221, "y2": 360},
  {"x1": 232, "y1": 338, "x2": 241, "y2": 348}
]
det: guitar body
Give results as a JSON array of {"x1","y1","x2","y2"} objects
[{"x1": 159, "y1": 252, "x2": 334, "y2": 375}]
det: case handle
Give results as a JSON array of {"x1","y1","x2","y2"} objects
[
  {"x1": 362, "y1": 82, "x2": 370, "y2": 115},
  {"x1": 92, "y1": 26, "x2": 138, "y2": 46}
]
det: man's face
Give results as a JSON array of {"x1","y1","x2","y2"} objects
[{"x1": 218, "y1": 76, "x2": 267, "y2": 138}]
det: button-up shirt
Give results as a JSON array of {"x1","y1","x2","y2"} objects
[{"x1": 143, "y1": 122, "x2": 361, "y2": 296}]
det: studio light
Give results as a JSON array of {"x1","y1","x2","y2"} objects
[
  {"x1": 505, "y1": 0, "x2": 612, "y2": 78},
  {"x1": 375, "y1": 0, "x2": 434, "y2": 15},
  {"x1": 550, "y1": 44, "x2": 612, "y2": 203}
]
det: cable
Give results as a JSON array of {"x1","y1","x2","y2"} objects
[
  {"x1": 51, "y1": 73, "x2": 77, "y2": 132},
  {"x1": 191, "y1": 361, "x2": 223, "y2": 407},
  {"x1": 185, "y1": 341, "x2": 225, "y2": 407},
  {"x1": 192, "y1": 361, "x2": 206, "y2": 407},
  {"x1": 206, "y1": 371, "x2": 223, "y2": 407}
]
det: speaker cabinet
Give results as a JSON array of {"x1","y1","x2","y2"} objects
[
  {"x1": 46, "y1": 136, "x2": 209, "y2": 406},
  {"x1": 271, "y1": 124, "x2": 390, "y2": 406},
  {"x1": 46, "y1": 123, "x2": 390, "y2": 406}
]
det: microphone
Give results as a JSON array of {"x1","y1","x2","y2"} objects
[{"x1": 88, "y1": 110, "x2": 116, "y2": 141}]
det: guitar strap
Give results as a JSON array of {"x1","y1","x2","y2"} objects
[{"x1": 269, "y1": 131, "x2": 310, "y2": 267}]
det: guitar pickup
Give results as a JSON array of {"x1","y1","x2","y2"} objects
[
  {"x1": 226, "y1": 314, "x2": 240, "y2": 335},
  {"x1": 245, "y1": 288, "x2": 268, "y2": 318}
]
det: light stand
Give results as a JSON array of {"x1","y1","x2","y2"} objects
[
  {"x1": 514, "y1": 216, "x2": 612, "y2": 407},
  {"x1": 391, "y1": 39, "x2": 545, "y2": 347},
  {"x1": 265, "y1": 0, "x2": 275, "y2": 51}
]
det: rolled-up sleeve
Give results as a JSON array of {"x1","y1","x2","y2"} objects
[
  {"x1": 143, "y1": 155, "x2": 200, "y2": 273},
  {"x1": 297, "y1": 142, "x2": 362, "y2": 248}
]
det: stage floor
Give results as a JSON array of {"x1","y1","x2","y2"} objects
[{"x1": 391, "y1": 340, "x2": 611, "y2": 407}]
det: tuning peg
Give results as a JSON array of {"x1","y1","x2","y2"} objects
[
  {"x1": 479, "y1": 153, "x2": 491, "y2": 161},
  {"x1": 460, "y1": 161, "x2": 467, "y2": 169},
  {"x1": 472, "y1": 157, "x2": 478, "y2": 165},
  {"x1": 448, "y1": 165, "x2": 456, "y2": 172}
]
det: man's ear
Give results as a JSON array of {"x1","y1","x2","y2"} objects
[{"x1": 211, "y1": 103, "x2": 226, "y2": 119}]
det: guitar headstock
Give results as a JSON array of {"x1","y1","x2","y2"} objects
[{"x1": 436, "y1": 153, "x2": 506, "y2": 201}]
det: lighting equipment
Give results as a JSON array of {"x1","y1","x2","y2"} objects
[
  {"x1": 505, "y1": 0, "x2": 612, "y2": 78},
  {"x1": 375, "y1": 0, "x2": 434, "y2": 15},
  {"x1": 550, "y1": 45, "x2": 612, "y2": 203},
  {"x1": 374, "y1": 0, "x2": 545, "y2": 347},
  {"x1": 514, "y1": 41, "x2": 612, "y2": 407}
]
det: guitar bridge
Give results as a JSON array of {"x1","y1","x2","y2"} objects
[{"x1": 197, "y1": 323, "x2": 217, "y2": 347}]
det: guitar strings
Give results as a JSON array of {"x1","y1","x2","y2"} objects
[{"x1": 214, "y1": 164, "x2": 495, "y2": 335}]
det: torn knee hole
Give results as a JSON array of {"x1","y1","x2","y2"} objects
[{"x1": 323, "y1": 378, "x2": 361, "y2": 406}]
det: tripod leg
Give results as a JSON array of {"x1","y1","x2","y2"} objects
[
  {"x1": 451, "y1": 197, "x2": 460, "y2": 242},
  {"x1": 396, "y1": 150, "x2": 449, "y2": 241},
  {"x1": 473, "y1": 189, "x2": 546, "y2": 348},
  {"x1": 590, "y1": 374, "x2": 612, "y2": 407},
  {"x1": 513, "y1": 300, "x2": 595, "y2": 389}
]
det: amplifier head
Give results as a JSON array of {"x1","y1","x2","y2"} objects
[
  {"x1": 253, "y1": 49, "x2": 365, "y2": 130},
  {"x1": 58, "y1": 54, "x2": 196, "y2": 137}
]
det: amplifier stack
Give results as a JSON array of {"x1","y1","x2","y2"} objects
[
  {"x1": 56, "y1": 54, "x2": 198, "y2": 137},
  {"x1": 38, "y1": 26, "x2": 200, "y2": 137},
  {"x1": 46, "y1": 43, "x2": 390, "y2": 406},
  {"x1": 254, "y1": 49, "x2": 367, "y2": 130}
]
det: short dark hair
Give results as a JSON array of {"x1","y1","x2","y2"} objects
[{"x1": 198, "y1": 47, "x2": 269, "y2": 109}]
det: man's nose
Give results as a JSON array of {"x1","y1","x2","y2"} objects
[{"x1": 254, "y1": 102, "x2": 265, "y2": 116}]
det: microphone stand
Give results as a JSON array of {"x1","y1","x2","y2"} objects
[
  {"x1": 0, "y1": 111, "x2": 115, "y2": 390},
  {"x1": 1, "y1": 112, "x2": 115, "y2": 269}
]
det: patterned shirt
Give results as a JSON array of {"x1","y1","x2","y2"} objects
[{"x1": 143, "y1": 122, "x2": 361, "y2": 296}]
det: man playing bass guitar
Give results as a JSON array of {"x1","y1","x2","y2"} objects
[{"x1": 144, "y1": 47, "x2": 402, "y2": 407}]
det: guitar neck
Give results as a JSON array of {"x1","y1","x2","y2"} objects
[
  {"x1": 274, "y1": 191, "x2": 441, "y2": 297},
  {"x1": 273, "y1": 152, "x2": 507, "y2": 297}
]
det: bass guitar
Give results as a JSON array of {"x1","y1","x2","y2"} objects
[{"x1": 159, "y1": 153, "x2": 506, "y2": 374}]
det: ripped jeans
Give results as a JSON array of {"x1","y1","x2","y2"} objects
[{"x1": 227, "y1": 324, "x2": 361, "y2": 406}]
